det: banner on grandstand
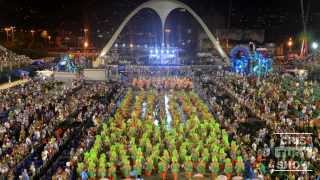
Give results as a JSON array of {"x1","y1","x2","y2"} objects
[{"x1": 215, "y1": 29, "x2": 265, "y2": 43}]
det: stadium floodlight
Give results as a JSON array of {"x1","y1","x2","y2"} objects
[{"x1": 312, "y1": 42, "x2": 318, "y2": 50}]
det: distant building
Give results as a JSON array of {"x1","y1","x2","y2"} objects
[
  {"x1": 198, "y1": 29, "x2": 265, "y2": 52},
  {"x1": 215, "y1": 29, "x2": 265, "y2": 43}
]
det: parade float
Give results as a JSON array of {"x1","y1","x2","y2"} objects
[
  {"x1": 55, "y1": 54, "x2": 78, "y2": 73},
  {"x1": 230, "y1": 45, "x2": 273, "y2": 77}
]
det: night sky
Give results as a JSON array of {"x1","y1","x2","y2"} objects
[{"x1": 0, "y1": 0, "x2": 319, "y2": 42}]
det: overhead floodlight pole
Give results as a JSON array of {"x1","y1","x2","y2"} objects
[
  {"x1": 300, "y1": 0, "x2": 311, "y2": 57},
  {"x1": 226, "y1": 0, "x2": 233, "y2": 49}
]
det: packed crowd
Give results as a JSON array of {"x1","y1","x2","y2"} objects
[
  {"x1": 1, "y1": 62, "x2": 320, "y2": 179},
  {"x1": 51, "y1": 84, "x2": 123, "y2": 179},
  {"x1": 0, "y1": 79, "x2": 82, "y2": 177},
  {"x1": 16, "y1": 82, "x2": 118, "y2": 179},
  {"x1": 199, "y1": 71, "x2": 320, "y2": 179},
  {"x1": 0, "y1": 64, "x2": 125, "y2": 178},
  {"x1": 0, "y1": 45, "x2": 32, "y2": 69}
]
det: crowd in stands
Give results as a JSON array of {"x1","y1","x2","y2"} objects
[
  {"x1": 0, "y1": 45, "x2": 32, "y2": 68},
  {"x1": 0, "y1": 79, "x2": 122, "y2": 177},
  {"x1": 0, "y1": 79, "x2": 82, "y2": 178},
  {"x1": 49, "y1": 83, "x2": 123, "y2": 180},
  {"x1": 199, "y1": 72, "x2": 320, "y2": 179},
  {"x1": 1, "y1": 60, "x2": 320, "y2": 179},
  {"x1": 17, "y1": 82, "x2": 121, "y2": 179}
]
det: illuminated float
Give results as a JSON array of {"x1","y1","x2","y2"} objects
[
  {"x1": 55, "y1": 54, "x2": 78, "y2": 72},
  {"x1": 230, "y1": 45, "x2": 273, "y2": 76}
]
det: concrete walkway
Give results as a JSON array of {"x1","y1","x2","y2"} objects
[{"x1": 0, "y1": 79, "x2": 29, "y2": 90}]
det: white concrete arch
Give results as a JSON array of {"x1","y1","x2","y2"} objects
[{"x1": 98, "y1": 0, "x2": 230, "y2": 64}]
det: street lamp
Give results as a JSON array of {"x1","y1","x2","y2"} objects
[
  {"x1": 312, "y1": 42, "x2": 318, "y2": 50},
  {"x1": 10, "y1": 26, "x2": 15, "y2": 42},
  {"x1": 4, "y1": 27, "x2": 10, "y2": 41},
  {"x1": 83, "y1": 28, "x2": 89, "y2": 50},
  {"x1": 84, "y1": 41, "x2": 89, "y2": 48},
  {"x1": 83, "y1": 28, "x2": 88, "y2": 42},
  {"x1": 30, "y1": 29, "x2": 35, "y2": 37},
  {"x1": 84, "y1": 41, "x2": 89, "y2": 57},
  {"x1": 48, "y1": 35, "x2": 51, "y2": 47},
  {"x1": 288, "y1": 37, "x2": 293, "y2": 52}
]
